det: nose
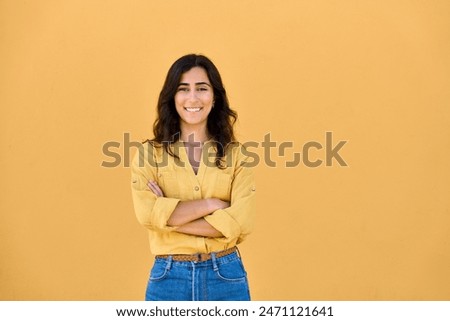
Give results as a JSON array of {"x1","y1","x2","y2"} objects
[{"x1": 187, "y1": 89, "x2": 200, "y2": 103}]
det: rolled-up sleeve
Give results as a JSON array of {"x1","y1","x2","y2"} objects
[
  {"x1": 204, "y1": 145, "x2": 256, "y2": 243},
  {"x1": 130, "y1": 143, "x2": 180, "y2": 232}
]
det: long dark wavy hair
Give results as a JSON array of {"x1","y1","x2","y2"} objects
[{"x1": 150, "y1": 54, "x2": 238, "y2": 168}]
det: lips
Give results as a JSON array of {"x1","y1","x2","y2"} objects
[{"x1": 184, "y1": 107, "x2": 203, "y2": 112}]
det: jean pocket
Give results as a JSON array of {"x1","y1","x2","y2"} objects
[
  {"x1": 149, "y1": 261, "x2": 170, "y2": 281},
  {"x1": 215, "y1": 259, "x2": 247, "y2": 282}
]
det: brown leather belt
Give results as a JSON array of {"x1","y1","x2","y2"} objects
[{"x1": 155, "y1": 247, "x2": 237, "y2": 262}]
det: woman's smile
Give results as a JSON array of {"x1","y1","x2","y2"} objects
[{"x1": 184, "y1": 107, "x2": 203, "y2": 112}]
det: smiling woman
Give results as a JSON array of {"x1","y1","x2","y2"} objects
[{"x1": 130, "y1": 54, "x2": 256, "y2": 301}]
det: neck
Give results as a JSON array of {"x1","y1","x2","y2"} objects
[{"x1": 179, "y1": 124, "x2": 210, "y2": 143}]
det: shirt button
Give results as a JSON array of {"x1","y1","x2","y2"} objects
[{"x1": 194, "y1": 186, "x2": 200, "y2": 191}]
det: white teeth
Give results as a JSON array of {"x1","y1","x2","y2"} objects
[{"x1": 184, "y1": 107, "x2": 202, "y2": 112}]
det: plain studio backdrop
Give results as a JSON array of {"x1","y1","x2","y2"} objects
[{"x1": 1, "y1": 0, "x2": 449, "y2": 300}]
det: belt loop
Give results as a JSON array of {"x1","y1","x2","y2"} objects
[
  {"x1": 165, "y1": 255, "x2": 173, "y2": 271},
  {"x1": 211, "y1": 252, "x2": 218, "y2": 271},
  {"x1": 235, "y1": 246, "x2": 241, "y2": 258}
]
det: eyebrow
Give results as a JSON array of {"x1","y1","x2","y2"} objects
[{"x1": 178, "y1": 82, "x2": 211, "y2": 87}]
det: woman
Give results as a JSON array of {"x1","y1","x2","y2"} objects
[{"x1": 131, "y1": 54, "x2": 256, "y2": 301}]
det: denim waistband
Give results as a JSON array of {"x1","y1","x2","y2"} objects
[{"x1": 154, "y1": 251, "x2": 241, "y2": 268}]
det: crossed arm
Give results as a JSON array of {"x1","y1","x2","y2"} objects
[{"x1": 147, "y1": 180, "x2": 227, "y2": 238}]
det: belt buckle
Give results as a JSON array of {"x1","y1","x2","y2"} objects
[{"x1": 196, "y1": 253, "x2": 209, "y2": 262}]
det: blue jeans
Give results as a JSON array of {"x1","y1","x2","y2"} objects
[{"x1": 145, "y1": 251, "x2": 251, "y2": 301}]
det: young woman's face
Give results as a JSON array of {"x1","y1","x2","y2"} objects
[{"x1": 174, "y1": 67, "x2": 214, "y2": 129}]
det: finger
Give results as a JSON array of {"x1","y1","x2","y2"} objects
[
  {"x1": 148, "y1": 181, "x2": 164, "y2": 197},
  {"x1": 152, "y1": 182, "x2": 165, "y2": 197},
  {"x1": 147, "y1": 181, "x2": 161, "y2": 196}
]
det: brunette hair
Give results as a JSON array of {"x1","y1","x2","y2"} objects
[{"x1": 150, "y1": 54, "x2": 237, "y2": 168}]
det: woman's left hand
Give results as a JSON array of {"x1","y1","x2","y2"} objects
[{"x1": 147, "y1": 180, "x2": 165, "y2": 197}]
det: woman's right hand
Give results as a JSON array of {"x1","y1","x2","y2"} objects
[
  {"x1": 166, "y1": 197, "x2": 230, "y2": 227},
  {"x1": 208, "y1": 198, "x2": 230, "y2": 212}
]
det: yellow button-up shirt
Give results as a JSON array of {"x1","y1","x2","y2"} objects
[{"x1": 131, "y1": 140, "x2": 256, "y2": 255}]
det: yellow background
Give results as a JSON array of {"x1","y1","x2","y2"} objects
[{"x1": 1, "y1": 0, "x2": 449, "y2": 300}]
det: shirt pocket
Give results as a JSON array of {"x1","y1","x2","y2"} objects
[
  {"x1": 214, "y1": 173, "x2": 232, "y2": 201},
  {"x1": 156, "y1": 169, "x2": 180, "y2": 199}
]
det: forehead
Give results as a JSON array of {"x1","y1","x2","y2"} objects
[{"x1": 179, "y1": 67, "x2": 210, "y2": 84}]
